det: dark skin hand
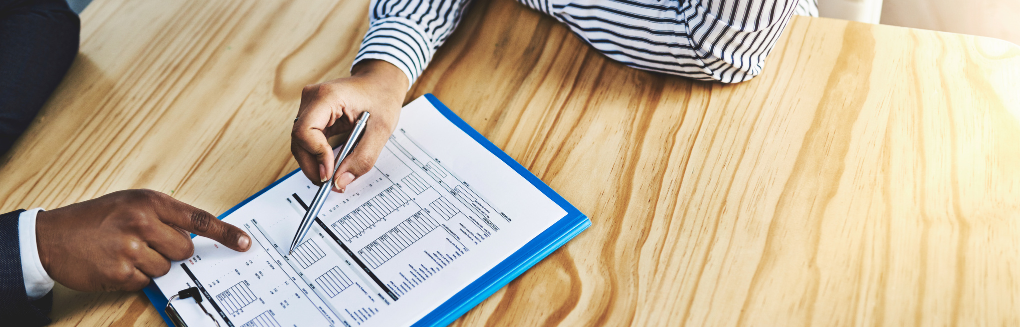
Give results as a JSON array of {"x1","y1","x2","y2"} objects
[
  {"x1": 291, "y1": 59, "x2": 409, "y2": 192},
  {"x1": 35, "y1": 189, "x2": 251, "y2": 292}
]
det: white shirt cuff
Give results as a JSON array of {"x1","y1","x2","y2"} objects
[{"x1": 19, "y1": 208, "x2": 53, "y2": 300}]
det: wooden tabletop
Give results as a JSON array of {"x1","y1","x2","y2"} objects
[{"x1": 6, "y1": 0, "x2": 1018, "y2": 325}]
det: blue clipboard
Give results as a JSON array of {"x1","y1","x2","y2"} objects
[{"x1": 143, "y1": 94, "x2": 590, "y2": 326}]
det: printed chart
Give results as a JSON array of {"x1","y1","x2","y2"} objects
[
  {"x1": 164, "y1": 130, "x2": 511, "y2": 327},
  {"x1": 153, "y1": 98, "x2": 571, "y2": 327}
]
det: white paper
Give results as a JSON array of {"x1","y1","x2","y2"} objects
[{"x1": 154, "y1": 96, "x2": 567, "y2": 327}]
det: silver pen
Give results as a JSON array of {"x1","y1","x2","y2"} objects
[{"x1": 289, "y1": 112, "x2": 370, "y2": 255}]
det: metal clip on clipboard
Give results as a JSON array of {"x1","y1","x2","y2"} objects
[{"x1": 165, "y1": 287, "x2": 220, "y2": 327}]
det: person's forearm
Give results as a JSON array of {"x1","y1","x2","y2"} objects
[{"x1": 351, "y1": 59, "x2": 409, "y2": 94}]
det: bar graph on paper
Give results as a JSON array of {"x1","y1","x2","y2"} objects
[
  {"x1": 315, "y1": 266, "x2": 354, "y2": 298},
  {"x1": 358, "y1": 209, "x2": 444, "y2": 269},
  {"x1": 330, "y1": 186, "x2": 413, "y2": 242},
  {"x1": 240, "y1": 311, "x2": 281, "y2": 327},
  {"x1": 156, "y1": 114, "x2": 523, "y2": 327},
  {"x1": 216, "y1": 281, "x2": 257, "y2": 315}
]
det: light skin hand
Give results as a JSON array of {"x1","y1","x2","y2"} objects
[
  {"x1": 35, "y1": 189, "x2": 252, "y2": 292},
  {"x1": 291, "y1": 59, "x2": 409, "y2": 192}
]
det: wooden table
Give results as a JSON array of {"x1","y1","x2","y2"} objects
[{"x1": 5, "y1": 0, "x2": 1018, "y2": 325}]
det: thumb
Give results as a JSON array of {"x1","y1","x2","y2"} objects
[{"x1": 333, "y1": 119, "x2": 391, "y2": 192}]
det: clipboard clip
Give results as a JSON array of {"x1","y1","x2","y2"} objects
[{"x1": 165, "y1": 287, "x2": 220, "y2": 327}]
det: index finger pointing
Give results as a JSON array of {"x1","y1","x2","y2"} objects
[{"x1": 158, "y1": 199, "x2": 251, "y2": 252}]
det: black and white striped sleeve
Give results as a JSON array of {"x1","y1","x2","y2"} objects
[
  {"x1": 352, "y1": 0, "x2": 473, "y2": 87},
  {"x1": 528, "y1": 0, "x2": 814, "y2": 83},
  {"x1": 354, "y1": 0, "x2": 816, "y2": 85},
  {"x1": 682, "y1": 0, "x2": 813, "y2": 82}
]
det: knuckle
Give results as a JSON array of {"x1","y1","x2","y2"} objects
[
  {"x1": 134, "y1": 189, "x2": 156, "y2": 201},
  {"x1": 189, "y1": 211, "x2": 213, "y2": 233},
  {"x1": 109, "y1": 263, "x2": 136, "y2": 283},
  {"x1": 184, "y1": 241, "x2": 196, "y2": 259},
  {"x1": 174, "y1": 240, "x2": 196, "y2": 261},
  {"x1": 122, "y1": 239, "x2": 144, "y2": 258},
  {"x1": 126, "y1": 212, "x2": 153, "y2": 230},
  {"x1": 125, "y1": 189, "x2": 162, "y2": 204},
  {"x1": 303, "y1": 83, "x2": 341, "y2": 100},
  {"x1": 115, "y1": 191, "x2": 141, "y2": 205},
  {"x1": 291, "y1": 133, "x2": 327, "y2": 157},
  {"x1": 301, "y1": 84, "x2": 320, "y2": 95},
  {"x1": 318, "y1": 81, "x2": 343, "y2": 94},
  {"x1": 147, "y1": 189, "x2": 170, "y2": 202},
  {"x1": 352, "y1": 155, "x2": 375, "y2": 174},
  {"x1": 291, "y1": 140, "x2": 314, "y2": 159},
  {"x1": 119, "y1": 211, "x2": 153, "y2": 233},
  {"x1": 306, "y1": 146, "x2": 327, "y2": 158},
  {"x1": 155, "y1": 260, "x2": 172, "y2": 277}
]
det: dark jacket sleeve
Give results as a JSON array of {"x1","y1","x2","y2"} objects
[
  {"x1": 0, "y1": 0, "x2": 80, "y2": 155},
  {"x1": 0, "y1": 209, "x2": 53, "y2": 326}
]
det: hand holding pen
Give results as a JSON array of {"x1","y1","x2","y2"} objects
[
  {"x1": 289, "y1": 112, "x2": 369, "y2": 254},
  {"x1": 290, "y1": 60, "x2": 409, "y2": 193}
]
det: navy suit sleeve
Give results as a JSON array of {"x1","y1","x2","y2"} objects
[
  {"x1": 0, "y1": 0, "x2": 78, "y2": 324},
  {"x1": 0, "y1": 0, "x2": 80, "y2": 155},
  {"x1": 0, "y1": 209, "x2": 53, "y2": 326}
]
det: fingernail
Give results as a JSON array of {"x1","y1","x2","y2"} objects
[
  {"x1": 334, "y1": 172, "x2": 355, "y2": 192},
  {"x1": 238, "y1": 235, "x2": 250, "y2": 250},
  {"x1": 319, "y1": 164, "x2": 328, "y2": 183}
]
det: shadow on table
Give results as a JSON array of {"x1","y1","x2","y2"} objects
[{"x1": 50, "y1": 284, "x2": 158, "y2": 326}]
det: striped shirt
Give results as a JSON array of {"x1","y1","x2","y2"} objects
[{"x1": 354, "y1": 0, "x2": 818, "y2": 85}]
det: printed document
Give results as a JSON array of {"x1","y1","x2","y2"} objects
[{"x1": 154, "y1": 97, "x2": 567, "y2": 327}]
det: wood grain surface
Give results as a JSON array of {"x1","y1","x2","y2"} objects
[{"x1": 3, "y1": 0, "x2": 1017, "y2": 325}]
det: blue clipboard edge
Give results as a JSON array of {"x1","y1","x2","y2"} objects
[
  {"x1": 143, "y1": 94, "x2": 591, "y2": 326},
  {"x1": 412, "y1": 94, "x2": 589, "y2": 326}
]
